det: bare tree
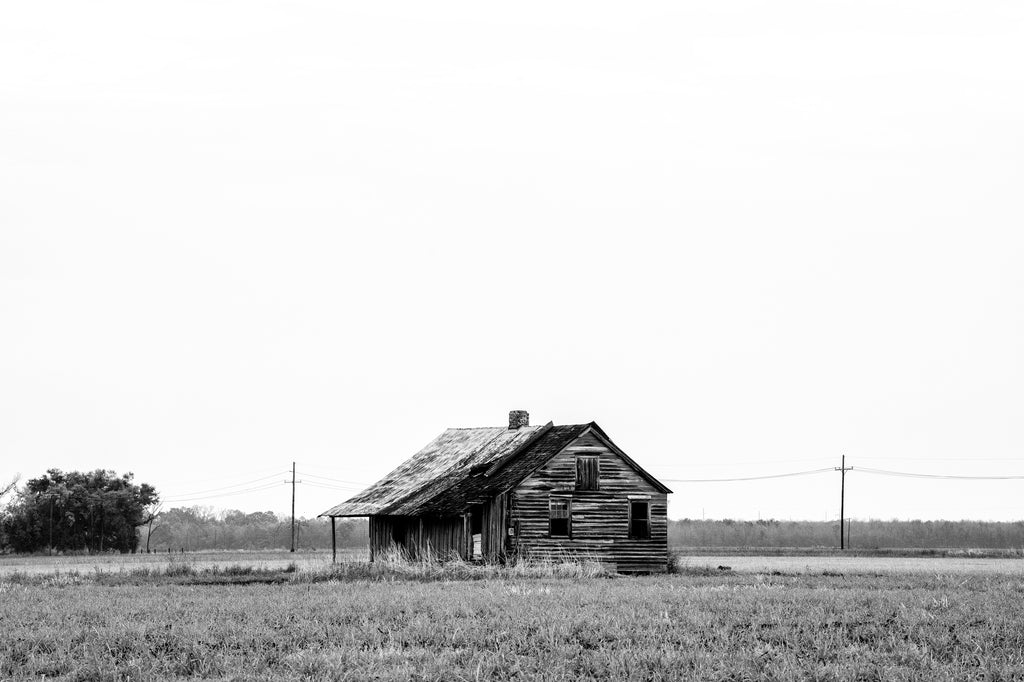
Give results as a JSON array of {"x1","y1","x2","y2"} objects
[
  {"x1": 142, "y1": 503, "x2": 162, "y2": 553},
  {"x1": 0, "y1": 474, "x2": 20, "y2": 502}
]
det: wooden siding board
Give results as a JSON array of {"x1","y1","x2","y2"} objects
[
  {"x1": 368, "y1": 514, "x2": 468, "y2": 561},
  {"x1": 509, "y1": 432, "x2": 668, "y2": 572},
  {"x1": 481, "y1": 492, "x2": 508, "y2": 562}
]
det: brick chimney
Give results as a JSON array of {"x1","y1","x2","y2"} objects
[{"x1": 508, "y1": 410, "x2": 529, "y2": 429}]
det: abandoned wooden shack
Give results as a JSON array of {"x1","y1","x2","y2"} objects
[{"x1": 320, "y1": 410, "x2": 672, "y2": 572}]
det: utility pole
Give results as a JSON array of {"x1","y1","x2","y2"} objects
[
  {"x1": 48, "y1": 495, "x2": 54, "y2": 556},
  {"x1": 290, "y1": 461, "x2": 296, "y2": 553},
  {"x1": 836, "y1": 455, "x2": 853, "y2": 550}
]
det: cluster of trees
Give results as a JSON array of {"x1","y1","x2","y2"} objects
[
  {"x1": 669, "y1": 518, "x2": 1024, "y2": 549},
  {"x1": 1, "y1": 470, "x2": 157, "y2": 553},
  {"x1": 0, "y1": 469, "x2": 367, "y2": 554}
]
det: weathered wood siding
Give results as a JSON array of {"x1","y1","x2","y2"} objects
[
  {"x1": 482, "y1": 492, "x2": 509, "y2": 562},
  {"x1": 368, "y1": 515, "x2": 468, "y2": 561},
  {"x1": 509, "y1": 431, "x2": 668, "y2": 572}
]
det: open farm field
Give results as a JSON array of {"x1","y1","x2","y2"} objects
[
  {"x1": 3, "y1": 548, "x2": 1022, "y2": 577},
  {"x1": 3, "y1": 558, "x2": 1024, "y2": 680},
  {"x1": 0, "y1": 548, "x2": 368, "y2": 575},
  {"x1": 678, "y1": 553, "x2": 1024, "y2": 576}
]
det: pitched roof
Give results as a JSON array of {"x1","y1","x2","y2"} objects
[
  {"x1": 319, "y1": 425, "x2": 548, "y2": 517},
  {"x1": 319, "y1": 421, "x2": 670, "y2": 517},
  {"x1": 396, "y1": 424, "x2": 590, "y2": 516}
]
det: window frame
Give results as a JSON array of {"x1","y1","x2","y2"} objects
[
  {"x1": 548, "y1": 497, "x2": 571, "y2": 538},
  {"x1": 628, "y1": 500, "x2": 651, "y2": 540},
  {"x1": 575, "y1": 455, "x2": 600, "y2": 491}
]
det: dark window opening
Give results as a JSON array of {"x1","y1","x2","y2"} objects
[
  {"x1": 629, "y1": 501, "x2": 650, "y2": 539},
  {"x1": 576, "y1": 456, "x2": 599, "y2": 491},
  {"x1": 469, "y1": 506, "x2": 483, "y2": 560},
  {"x1": 470, "y1": 505, "x2": 483, "y2": 534},
  {"x1": 549, "y1": 499, "x2": 570, "y2": 537}
]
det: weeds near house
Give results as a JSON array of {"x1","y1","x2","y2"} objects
[{"x1": 0, "y1": 553, "x2": 607, "y2": 587}]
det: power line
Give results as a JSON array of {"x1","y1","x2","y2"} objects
[
  {"x1": 296, "y1": 471, "x2": 369, "y2": 487},
  {"x1": 856, "y1": 467, "x2": 1024, "y2": 481},
  {"x1": 163, "y1": 481, "x2": 286, "y2": 504},
  {"x1": 297, "y1": 462, "x2": 382, "y2": 477},
  {"x1": 662, "y1": 467, "x2": 835, "y2": 483},
  {"x1": 155, "y1": 465, "x2": 286, "y2": 488},
  {"x1": 662, "y1": 457, "x2": 836, "y2": 470},
  {"x1": 160, "y1": 472, "x2": 288, "y2": 499},
  {"x1": 855, "y1": 456, "x2": 1024, "y2": 462},
  {"x1": 299, "y1": 480, "x2": 363, "y2": 492},
  {"x1": 163, "y1": 481, "x2": 284, "y2": 501}
]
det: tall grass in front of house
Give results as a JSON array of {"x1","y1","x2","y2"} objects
[
  {"x1": 301, "y1": 546, "x2": 610, "y2": 582},
  {"x1": 0, "y1": 548, "x2": 609, "y2": 586}
]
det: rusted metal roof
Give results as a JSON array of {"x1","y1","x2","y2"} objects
[{"x1": 319, "y1": 425, "x2": 547, "y2": 517}]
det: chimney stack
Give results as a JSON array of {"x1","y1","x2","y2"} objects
[{"x1": 508, "y1": 410, "x2": 529, "y2": 429}]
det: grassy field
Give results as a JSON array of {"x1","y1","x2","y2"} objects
[
  {"x1": 3, "y1": 554, "x2": 1024, "y2": 680},
  {"x1": 678, "y1": 553, "x2": 1024, "y2": 575},
  {"x1": 0, "y1": 548, "x2": 368, "y2": 575},
  {"x1": 3, "y1": 548, "x2": 1022, "y2": 576}
]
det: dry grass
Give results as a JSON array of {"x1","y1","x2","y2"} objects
[
  {"x1": 3, "y1": 556, "x2": 1024, "y2": 680},
  {"x1": 0, "y1": 548, "x2": 367, "y2": 575},
  {"x1": 1, "y1": 550, "x2": 611, "y2": 587},
  {"x1": 670, "y1": 553, "x2": 1024, "y2": 575}
]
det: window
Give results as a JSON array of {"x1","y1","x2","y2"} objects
[
  {"x1": 549, "y1": 498, "x2": 571, "y2": 537},
  {"x1": 470, "y1": 505, "x2": 483, "y2": 560},
  {"x1": 629, "y1": 501, "x2": 650, "y2": 539},
  {"x1": 576, "y1": 456, "x2": 599, "y2": 491},
  {"x1": 470, "y1": 505, "x2": 483, "y2": 535}
]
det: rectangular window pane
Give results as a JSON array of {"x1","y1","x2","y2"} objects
[
  {"x1": 629, "y1": 501, "x2": 650, "y2": 539},
  {"x1": 549, "y1": 499, "x2": 570, "y2": 537},
  {"x1": 576, "y1": 457, "x2": 599, "y2": 491}
]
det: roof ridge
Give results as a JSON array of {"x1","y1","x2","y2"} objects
[{"x1": 446, "y1": 425, "x2": 546, "y2": 431}]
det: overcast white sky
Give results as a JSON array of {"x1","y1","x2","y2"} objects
[{"x1": 3, "y1": 1, "x2": 1023, "y2": 523}]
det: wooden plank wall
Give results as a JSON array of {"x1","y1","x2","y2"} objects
[
  {"x1": 481, "y1": 492, "x2": 508, "y2": 562},
  {"x1": 368, "y1": 515, "x2": 468, "y2": 561},
  {"x1": 509, "y1": 431, "x2": 669, "y2": 572},
  {"x1": 420, "y1": 515, "x2": 467, "y2": 561}
]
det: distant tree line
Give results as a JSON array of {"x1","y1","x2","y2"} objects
[
  {"x1": 5, "y1": 470, "x2": 1024, "y2": 553},
  {"x1": 0, "y1": 469, "x2": 366, "y2": 554},
  {"x1": 143, "y1": 506, "x2": 367, "y2": 552},
  {"x1": 670, "y1": 518, "x2": 1024, "y2": 549}
]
